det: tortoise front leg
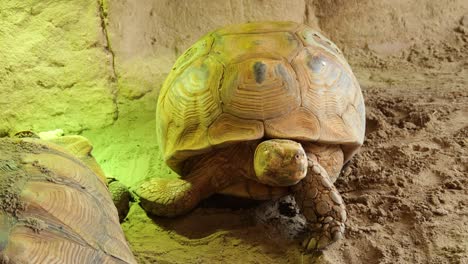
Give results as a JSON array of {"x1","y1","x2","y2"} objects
[
  {"x1": 134, "y1": 160, "x2": 235, "y2": 217},
  {"x1": 134, "y1": 176, "x2": 203, "y2": 217},
  {"x1": 293, "y1": 155, "x2": 347, "y2": 250},
  {"x1": 134, "y1": 145, "x2": 250, "y2": 217}
]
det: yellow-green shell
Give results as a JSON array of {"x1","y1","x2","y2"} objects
[{"x1": 157, "y1": 21, "x2": 365, "y2": 174}]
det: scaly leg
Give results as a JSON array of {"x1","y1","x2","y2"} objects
[
  {"x1": 134, "y1": 144, "x2": 250, "y2": 217},
  {"x1": 293, "y1": 155, "x2": 347, "y2": 250},
  {"x1": 135, "y1": 176, "x2": 204, "y2": 217}
]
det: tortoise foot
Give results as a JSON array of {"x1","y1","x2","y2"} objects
[
  {"x1": 133, "y1": 178, "x2": 200, "y2": 217},
  {"x1": 303, "y1": 217, "x2": 345, "y2": 250},
  {"x1": 294, "y1": 158, "x2": 347, "y2": 250}
]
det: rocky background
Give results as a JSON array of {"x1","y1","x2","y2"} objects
[{"x1": 1, "y1": 0, "x2": 467, "y2": 263}]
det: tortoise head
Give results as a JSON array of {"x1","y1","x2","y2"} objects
[{"x1": 253, "y1": 139, "x2": 308, "y2": 186}]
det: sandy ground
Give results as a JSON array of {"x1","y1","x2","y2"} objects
[{"x1": 81, "y1": 16, "x2": 468, "y2": 264}]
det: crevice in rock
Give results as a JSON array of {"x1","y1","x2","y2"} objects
[
  {"x1": 303, "y1": 0, "x2": 310, "y2": 25},
  {"x1": 97, "y1": 0, "x2": 119, "y2": 121}
]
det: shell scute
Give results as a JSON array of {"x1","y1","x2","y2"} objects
[{"x1": 157, "y1": 56, "x2": 224, "y2": 172}]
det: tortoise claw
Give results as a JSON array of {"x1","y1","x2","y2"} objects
[{"x1": 304, "y1": 219, "x2": 345, "y2": 250}]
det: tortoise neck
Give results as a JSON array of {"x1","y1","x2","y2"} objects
[{"x1": 181, "y1": 142, "x2": 257, "y2": 199}]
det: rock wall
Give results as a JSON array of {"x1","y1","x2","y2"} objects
[
  {"x1": 0, "y1": 0, "x2": 116, "y2": 135},
  {"x1": 1, "y1": 0, "x2": 466, "y2": 134},
  {"x1": 315, "y1": 0, "x2": 468, "y2": 56}
]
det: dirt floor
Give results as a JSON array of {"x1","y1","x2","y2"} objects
[{"x1": 113, "y1": 41, "x2": 468, "y2": 264}]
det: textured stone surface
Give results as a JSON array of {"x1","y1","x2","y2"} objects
[
  {"x1": 0, "y1": 0, "x2": 116, "y2": 134},
  {"x1": 106, "y1": 0, "x2": 468, "y2": 100},
  {"x1": 315, "y1": 0, "x2": 468, "y2": 54},
  {"x1": 2, "y1": 0, "x2": 466, "y2": 136}
]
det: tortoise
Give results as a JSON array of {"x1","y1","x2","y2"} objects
[
  {"x1": 1, "y1": 131, "x2": 136, "y2": 263},
  {"x1": 134, "y1": 21, "x2": 365, "y2": 250}
]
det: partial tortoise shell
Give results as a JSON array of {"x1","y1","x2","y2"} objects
[
  {"x1": 0, "y1": 137, "x2": 136, "y2": 263},
  {"x1": 157, "y1": 21, "x2": 365, "y2": 174}
]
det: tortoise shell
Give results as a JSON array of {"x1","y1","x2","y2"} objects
[
  {"x1": 0, "y1": 137, "x2": 136, "y2": 263},
  {"x1": 157, "y1": 21, "x2": 365, "y2": 174}
]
